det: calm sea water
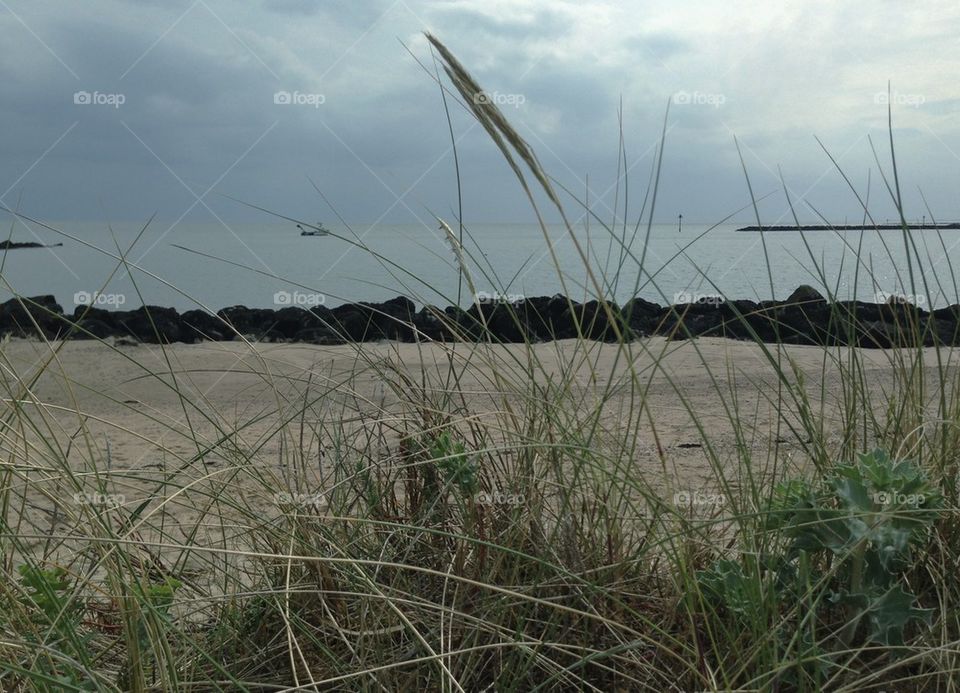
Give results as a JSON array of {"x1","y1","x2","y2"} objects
[{"x1": 0, "y1": 221, "x2": 956, "y2": 311}]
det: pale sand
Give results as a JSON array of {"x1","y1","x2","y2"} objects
[{"x1": 0, "y1": 336, "x2": 944, "y2": 576}]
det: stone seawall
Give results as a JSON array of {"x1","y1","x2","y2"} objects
[{"x1": 0, "y1": 286, "x2": 950, "y2": 348}]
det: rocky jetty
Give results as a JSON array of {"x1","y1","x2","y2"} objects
[
  {"x1": 736, "y1": 223, "x2": 960, "y2": 232},
  {"x1": 0, "y1": 240, "x2": 63, "y2": 249},
  {"x1": 0, "y1": 287, "x2": 952, "y2": 348}
]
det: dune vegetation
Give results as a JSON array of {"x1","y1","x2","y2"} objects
[{"x1": 1, "y1": 35, "x2": 959, "y2": 691}]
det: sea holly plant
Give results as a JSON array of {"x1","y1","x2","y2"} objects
[
  {"x1": 136, "y1": 576, "x2": 182, "y2": 657},
  {"x1": 399, "y1": 427, "x2": 478, "y2": 523},
  {"x1": 428, "y1": 429, "x2": 478, "y2": 498},
  {"x1": 698, "y1": 449, "x2": 943, "y2": 659},
  {"x1": 15, "y1": 564, "x2": 95, "y2": 690}
]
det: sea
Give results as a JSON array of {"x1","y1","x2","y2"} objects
[{"x1": 0, "y1": 221, "x2": 954, "y2": 312}]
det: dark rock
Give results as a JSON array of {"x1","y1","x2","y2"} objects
[
  {"x1": 719, "y1": 299, "x2": 759, "y2": 319},
  {"x1": 72, "y1": 304, "x2": 116, "y2": 325},
  {"x1": 558, "y1": 300, "x2": 622, "y2": 341},
  {"x1": 380, "y1": 296, "x2": 417, "y2": 341},
  {"x1": 3, "y1": 289, "x2": 958, "y2": 349},
  {"x1": 114, "y1": 306, "x2": 182, "y2": 344},
  {"x1": 328, "y1": 305, "x2": 370, "y2": 341},
  {"x1": 714, "y1": 299, "x2": 762, "y2": 340},
  {"x1": 217, "y1": 306, "x2": 278, "y2": 339},
  {"x1": 774, "y1": 289, "x2": 834, "y2": 345},
  {"x1": 412, "y1": 306, "x2": 454, "y2": 341},
  {"x1": 181, "y1": 310, "x2": 226, "y2": 342},
  {"x1": 857, "y1": 320, "x2": 893, "y2": 348},
  {"x1": 69, "y1": 319, "x2": 115, "y2": 340},
  {"x1": 444, "y1": 305, "x2": 479, "y2": 340},
  {"x1": 785, "y1": 285, "x2": 826, "y2": 305},
  {"x1": 0, "y1": 295, "x2": 65, "y2": 338},
  {"x1": 309, "y1": 304, "x2": 334, "y2": 323},
  {"x1": 621, "y1": 297, "x2": 665, "y2": 338},
  {"x1": 329, "y1": 296, "x2": 416, "y2": 341},
  {"x1": 468, "y1": 299, "x2": 527, "y2": 342},
  {"x1": 930, "y1": 307, "x2": 960, "y2": 345},
  {"x1": 514, "y1": 294, "x2": 573, "y2": 341},
  {"x1": 272, "y1": 307, "x2": 323, "y2": 340},
  {"x1": 69, "y1": 305, "x2": 120, "y2": 339},
  {"x1": 684, "y1": 310, "x2": 726, "y2": 337},
  {"x1": 834, "y1": 300, "x2": 884, "y2": 326}
]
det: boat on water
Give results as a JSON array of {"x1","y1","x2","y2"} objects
[{"x1": 297, "y1": 222, "x2": 330, "y2": 236}]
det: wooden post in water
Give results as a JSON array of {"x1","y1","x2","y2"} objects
[{"x1": 678, "y1": 213, "x2": 683, "y2": 233}]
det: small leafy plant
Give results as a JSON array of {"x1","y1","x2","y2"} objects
[
  {"x1": 698, "y1": 449, "x2": 943, "y2": 676},
  {"x1": 398, "y1": 427, "x2": 478, "y2": 525},
  {"x1": 429, "y1": 429, "x2": 477, "y2": 497},
  {"x1": 15, "y1": 564, "x2": 94, "y2": 690},
  {"x1": 121, "y1": 575, "x2": 183, "y2": 689}
]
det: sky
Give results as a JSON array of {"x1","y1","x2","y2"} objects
[{"x1": 1, "y1": 0, "x2": 959, "y2": 229}]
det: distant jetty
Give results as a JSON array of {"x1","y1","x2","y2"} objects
[
  {"x1": 736, "y1": 223, "x2": 960, "y2": 232},
  {"x1": 0, "y1": 240, "x2": 63, "y2": 250}
]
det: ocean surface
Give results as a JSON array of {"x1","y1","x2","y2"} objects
[{"x1": 1, "y1": 221, "x2": 956, "y2": 311}]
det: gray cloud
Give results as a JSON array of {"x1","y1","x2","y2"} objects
[{"x1": 0, "y1": 0, "x2": 957, "y2": 231}]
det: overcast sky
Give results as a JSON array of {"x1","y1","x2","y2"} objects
[{"x1": 2, "y1": 0, "x2": 959, "y2": 228}]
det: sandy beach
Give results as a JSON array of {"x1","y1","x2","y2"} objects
[
  {"x1": 1, "y1": 334, "x2": 955, "y2": 687},
  {"x1": 1, "y1": 336, "x2": 939, "y2": 541}
]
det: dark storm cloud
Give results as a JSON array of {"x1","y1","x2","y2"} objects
[{"x1": 0, "y1": 0, "x2": 957, "y2": 228}]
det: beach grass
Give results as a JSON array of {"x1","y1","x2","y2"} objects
[{"x1": 1, "y1": 36, "x2": 959, "y2": 691}]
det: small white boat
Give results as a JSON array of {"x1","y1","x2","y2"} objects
[{"x1": 298, "y1": 222, "x2": 330, "y2": 236}]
